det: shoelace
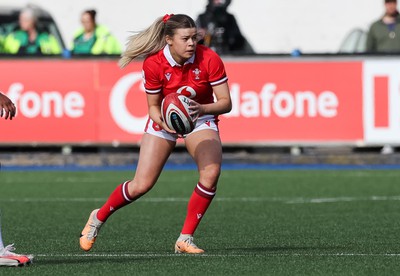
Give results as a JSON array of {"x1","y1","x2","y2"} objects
[
  {"x1": 1, "y1": 244, "x2": 16, "y2": 256},
  {"x1": 183, "y1": 237, "x2": 199, "y2": 249},
  {"x1": 86, "y1": 220, "x2": 102, "y2": 239},
  {"x1": 0, "y1": 244, "x2": 33, "y2": 260}
]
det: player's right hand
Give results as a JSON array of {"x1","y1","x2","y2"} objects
[{"x1": 159, "y1": 117, "x2": 176, "y2": 134}]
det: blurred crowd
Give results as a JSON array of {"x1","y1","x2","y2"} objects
[
  {"x1": 0, "y1": 6, "x2": 121, "y2": 56},
  {"x1": 0, "y1": 0, "x2": 399, "y2": 56},
  {"x1": 0, "y1": 0, "x2": 255, "y2": 57}
]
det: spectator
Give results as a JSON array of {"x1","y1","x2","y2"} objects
[
  {"x1": 71, "y1": 9, "x2": 121, "y2": 55},
  {"x1": 366, "y1": 0, "x2": 400, "y2": 53},
  {"x1": 196, "y1": 0, "x2": 254, "y2": 55},
  {"x1": 0, "y1": 36, "x2": 4, "y2": 53},
  {"x1": 366, "y1": 0, "x2": 399, "y2": 154},
  {"x1": 3, "y1": 7, "x2": 62, "y2": 55},
  {"x1": 0, "y1": 26, "x2": 7, "y2": 53}
]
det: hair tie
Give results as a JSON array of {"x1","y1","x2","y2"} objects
[{"x1": 162, "y1": 14, "x2": 174, "y2": 23}]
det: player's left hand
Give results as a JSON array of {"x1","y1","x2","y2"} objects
[
  {"x1": 188, "y1": 100, "x2": 203, "y2": 121},
  {"x1": 0, "y1": 93, "x2": 16, "y2": 120}
]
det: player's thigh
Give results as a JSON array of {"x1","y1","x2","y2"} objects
[
  {"x1": 184, "y1": 129, "x2": 222, "y2": 185},
  {"x1": 133, "y1": 133, "x2": 176, "y2": 188}
]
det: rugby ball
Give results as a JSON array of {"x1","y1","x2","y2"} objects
[{"x1": 161, "y1": 93, "x2": 195, "y2": 135}]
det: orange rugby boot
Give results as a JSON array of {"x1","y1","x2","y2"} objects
[
  {"x1": 174, "y1": 235, "x2": 205, "y2": 254},
  {"x1": 79, "y1": 209, "x2": 103, "y2": 251}
]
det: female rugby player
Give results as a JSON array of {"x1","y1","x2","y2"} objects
[{"x1": 80, "y1": 14, "x2": 231, "y2": 254}]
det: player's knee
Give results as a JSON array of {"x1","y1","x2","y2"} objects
[
  {"x1": 135, "y1": 184, "x2": 153, "y2": 196},
  {"x1": 200, "y1": 165, "x2": 221, "y2": 186},
  {"x1": 128, "y1": 180, "x2": 154, "y2": 198}
]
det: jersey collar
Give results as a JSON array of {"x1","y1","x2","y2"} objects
[{"x1": 163, "y1": 45, "x2": 195, "y2": 67}]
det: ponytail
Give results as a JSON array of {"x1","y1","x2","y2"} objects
[
  {"x1": 119, "y1": 17, "x2": 166, "y2": 68},
  {"x1": 119, "y1": 14, "x2": 196, "y2": 69}
]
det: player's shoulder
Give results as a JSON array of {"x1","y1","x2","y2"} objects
[
  {"x1": 196, "y1": 45, "x2": 220, "y2": 57},
  {"x1": 144, "y1": 50, "x2": 165, "y2": 67},
  {"x1": 196, "y1": 45, "x2": 222, "y2": 62}
]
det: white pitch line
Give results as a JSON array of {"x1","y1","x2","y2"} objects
[
  {"x1": 35, "y1": 253, "x2": 248, "y2": 258},
  {"x1": 34, "y1": 253, "x2": 400, "y2": 258},
  {"x1": 285, "y1": 195, "x2": 400, "y2": 204},
  {"x1": 274, "y1": 253, "x2": 400, "y2": 257},
  {"x1": 0, "y1": 197, "x2": 273, "y2": 203},
  {"x1": 1, "y1": 196, "x2": 400, "y2": 204},
  {"x1": 1, "y1": 178, "x2": 101, "y2": 184},
  {"x1": 0, "y1": 198, "x2": 109, "y2": 203}
]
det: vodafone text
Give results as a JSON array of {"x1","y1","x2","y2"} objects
[
  {"x1": 4, "y1": 83, "x2": 85, "y2": 118},
  {"x1": 225, "y1": 83, "x2": 339, "y2": 118}
]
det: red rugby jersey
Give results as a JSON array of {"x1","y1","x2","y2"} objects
[{"x1": 142, "y1": 44, "x2": 228, "y2": 104}]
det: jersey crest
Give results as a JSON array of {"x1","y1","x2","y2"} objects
[{"x1": 192, "y1": 68, "x2": 201, "y2": 80}]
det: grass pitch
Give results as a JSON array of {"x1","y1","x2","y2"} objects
[{"x1": 1, "y1": 169, "x2": 400, "y2": 275}]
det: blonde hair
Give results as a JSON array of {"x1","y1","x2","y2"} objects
[{"x1": 119, "y1": 14, "x2": 196, "y2": 68}]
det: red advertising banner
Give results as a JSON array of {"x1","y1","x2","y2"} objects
[
  {"x1": 0, "y1": 59, "x2": 364, "y2": 145},
  {"x1": 219, "y1": 61, "x2": 363, "y2": 143},
  {"x1": 0, "y1": 60, "x2": 98, "y2": 143}
]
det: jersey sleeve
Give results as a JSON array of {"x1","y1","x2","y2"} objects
[
  {"x1": 207, "y1": 52, "x2": 228, "y2": 86},
  {"x1": 142, "y1": 57, "x2": 162, "y2": 94}
]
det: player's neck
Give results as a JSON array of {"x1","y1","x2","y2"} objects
[{"x1": 171, "y1": 54, "x2": 187, "y2": 66}]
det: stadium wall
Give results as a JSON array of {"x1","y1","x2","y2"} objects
[{"x1": 1, "y1": 57, "x2": 399, "y2": 146}]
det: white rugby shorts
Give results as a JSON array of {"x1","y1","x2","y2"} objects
[{"x1": 144, "y1": 115, "x2": 219, "y2": 141}]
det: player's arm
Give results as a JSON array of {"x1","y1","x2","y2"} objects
[
  {"x1": 189, "y1": 82, "x2": 232, "y2": 120},
  {"x1": 143, "y1": 58, "x2": 176, "y2": 134},
  {"x1": 146, "y1": 93, "x2": 176, "y2": 134},
  {"x1": 0, "y1": 92, "x2": 16, "y2": 120}
]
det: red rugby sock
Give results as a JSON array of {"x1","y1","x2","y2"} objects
[
  {"x1": 96, "y1": 181, "x2": 133, "y2": 222},
  {"x1": 181, "y1": 182, "x2": 216, "y2": 235}
]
